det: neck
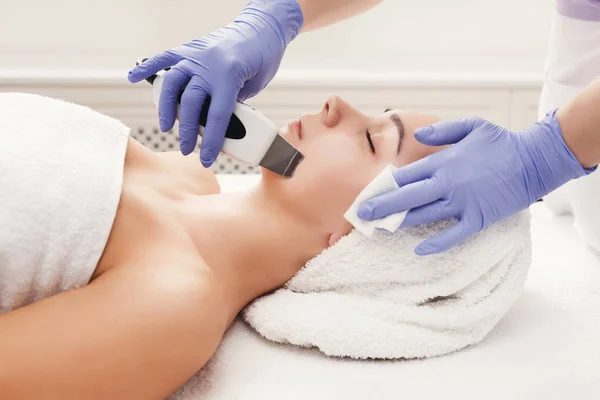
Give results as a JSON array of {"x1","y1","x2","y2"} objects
[{"x1": 180, "y1": 183, "x2": 327, "y2": 317}]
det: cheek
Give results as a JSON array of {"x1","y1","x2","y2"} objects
[
  {"x1": 267, "y1": 134, "x2": 386, "y2": 230},
  {"x1": 303, "y1": 136, "x2": 386, "y2": 194},
  {"x1": 295, "y1": 152, "x2": 380, "y2": 217},
  {"x1": 297, "y1": 136, "x2": 361, "y2": 179},
  {"x1": 293, "y1": 154, "x2": 358, "y2": 205}
]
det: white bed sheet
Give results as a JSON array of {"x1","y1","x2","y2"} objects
[{"x1": 172, "y1": 174, "x2": 600, "y2": 400}]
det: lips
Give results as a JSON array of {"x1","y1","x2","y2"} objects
[{"x1": 287, "y1": 118, "x2": 302, "y2": 140}]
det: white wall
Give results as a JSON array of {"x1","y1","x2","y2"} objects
[
  {"x1": 0, "y1": 0, "x2": 553, "y2": 75},
  {"x1": 0, "y1": 0, "x2": 552, "y2": 149},
  {"x1": 284, "y1": 0, "x2": 554, "y2": 74}
]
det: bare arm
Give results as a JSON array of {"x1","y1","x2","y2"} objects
[
  {"x1": 556, "y1": 77, "x2": 600, "y2": 169},
  {"x1": 0, "y1": 266, "x2": 229, "y2": 399},
  {"x1": 296, "y1": 0, "x2": 383, "y2": 32}
]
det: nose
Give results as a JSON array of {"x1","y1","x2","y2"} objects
[{"x1": 322, "y1": 95, "x2": 361, "y2": 128}]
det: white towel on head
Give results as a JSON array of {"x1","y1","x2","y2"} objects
[
  {"x1": 343, "y1": 164, "x2": 407, "y2": 236},
  {"x1": 243, "y1": 211, "x2": 531, "y2": 359}
]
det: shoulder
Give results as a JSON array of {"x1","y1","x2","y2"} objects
[
  {"x1": 13, "y1": 259, "x2": 234, "y2": 397},
  {"x1": 95, "y1": 259, "x2": 231, "y2": 334}
]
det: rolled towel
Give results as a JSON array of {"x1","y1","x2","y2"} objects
[{"x1": 243, "y1": 212, "x2": 531, "y2": 359}]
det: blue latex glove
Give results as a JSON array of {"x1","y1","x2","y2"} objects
[
  {"x1": 358, "y1": 111, "x2": 596, "y2": 256},
  {"x1": 128, "y1": 0, "x2": 303, "y2": 167}
]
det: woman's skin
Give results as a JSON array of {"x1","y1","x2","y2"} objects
[{"x1": 0, "y1": 95, "x2": 443, "y2": 399}]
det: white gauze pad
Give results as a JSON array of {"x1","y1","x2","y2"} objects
[{"x1": 343, "y1": 164, "x2": 407, "y2": 236}]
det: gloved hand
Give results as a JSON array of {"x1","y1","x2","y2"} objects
[
  {"x1": 128, "y1": 0, "x2": 303, "y2": 167},
  {"x1": 358, "y1": 111, "x2": 595, "y2": 255}
]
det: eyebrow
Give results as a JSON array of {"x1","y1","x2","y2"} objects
[{"x1": 389, "y1": 113, "x2": 405, "y2": 155}]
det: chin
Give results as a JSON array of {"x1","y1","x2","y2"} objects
[
  {"x1": 259, "y1": 167, "x2": 289, "y2": 189},
  {"x1": 260, "y1": 167, "x2": 280, "y2": 179},
  {"x1": 259, "y1": 150, "x2": 307, "y2": 182}
]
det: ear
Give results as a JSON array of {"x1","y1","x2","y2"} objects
[{"x1": 328, "y1": 232, "x2": 344, "y2": 247}]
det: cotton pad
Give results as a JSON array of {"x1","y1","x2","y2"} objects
[{"x1": 343, "y1": 164, "x2": 407, "y2": 236}]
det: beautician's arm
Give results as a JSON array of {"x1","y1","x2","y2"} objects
[
  {"x1": 297, "y1": 0, "x2": 383, "y2": 31},
  {"x1": 556, "y1": 76, "x2": 600, "y2": 169},
  {"x1": 128, "y1": 0, "x2": 383, "y2": 168}
]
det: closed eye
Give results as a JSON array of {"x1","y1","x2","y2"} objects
[{"x1": 365, "y1": 129, "x2": 376, "y2": 154}]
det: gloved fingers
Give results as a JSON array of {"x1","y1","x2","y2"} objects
[
  {"x1": 414, "y1": 116, "x2": 486, "y2": 146},
  {"x1": 158, "y1": 68, "x2": 190, "y2": 133},
  {"x1": 400, "y1": 200, "x2": 455, "y2": 228},
  {"x1": 178, "y1": 76, "x2": 209, "y2": 156},
  {"x1": 199, "y1": 89, "x2": 238, "y2": 168},
  {"x1": 414, "y1": 221, "x2": 472, "y2": 256},
  {"x1": 392, "y1": 155, "x2": 439, "y2": 187},
  {"x1": 358, "y1": 178, "x2": 443, "y2": 221},
  {"x1": 128, "y1": 51, "x2": 182, "y2": 83},
  {"x1": 237, "y1": 81, "x2": 262, "y2": 102}
]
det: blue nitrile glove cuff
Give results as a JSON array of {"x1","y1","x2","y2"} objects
[
  {"x1": 519, "y1": 109, "x2": 597, "y2": 204},
  {"x1": 242, "y1": 0, "x2": 304, "y2": 46}
]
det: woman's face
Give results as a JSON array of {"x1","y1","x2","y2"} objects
[{"x1": 262, "y1": 95, "x2": 444, "y2": 237}]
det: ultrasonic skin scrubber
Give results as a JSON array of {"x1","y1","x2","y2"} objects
[{"x1": 136, "y1": 58, "x2": 304, "y2": 178}]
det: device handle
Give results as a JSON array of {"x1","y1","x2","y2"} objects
[{"x1": 150, "y1": 71, "x2": 279, "y2": 166}]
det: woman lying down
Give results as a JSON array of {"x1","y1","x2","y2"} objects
[{"x1": 0, "y1": 92, "x2": 531, "y2": 399}]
